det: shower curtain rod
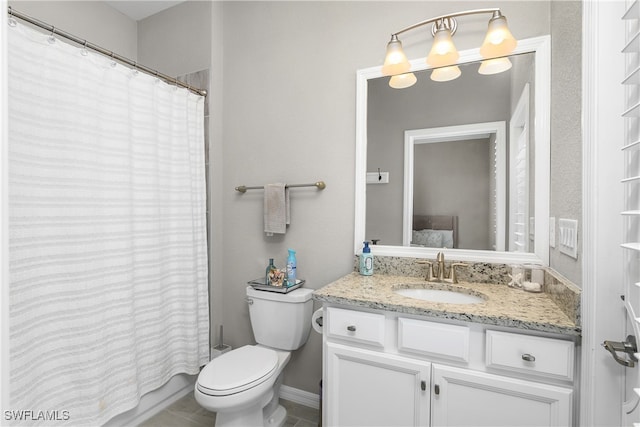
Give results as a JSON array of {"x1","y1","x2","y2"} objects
[{"x1": 7, "y1": 6, "x2": 207, "y2": 97}]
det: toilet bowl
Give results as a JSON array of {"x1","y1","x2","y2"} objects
[
  {"x1": 195, "y1": 286, "x2": 313, "y2": 427},
  {"x1": 195, "y1": 345, "x2": 291, "y2": 426}
]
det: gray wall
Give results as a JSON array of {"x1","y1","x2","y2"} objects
[
  {"x1": 137, "y1": 1, "x2": 211, "y2": 78},
  {"x1": 219, "y1": 1, "x2": 562, "y2": 394},
  {"x1": 549, "y1": 0, "x2": 582, "y2": 283},
  {"x1": 8, "y1": 0, "x2": 137, "y2": 58},
  {"x1": 220, "y1": 1, "x2": 358, "y2": 393},
  {"x1": 8, "y1": 0, "x2": 583, "y2": 397}
]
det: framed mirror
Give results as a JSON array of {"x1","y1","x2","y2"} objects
[{"x1": 354, "y1": 36, "x2": 550, "y2": 264}]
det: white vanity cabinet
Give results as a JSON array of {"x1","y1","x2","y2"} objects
[
  {"x1": 322, "y1": 306, "x2": 577, "y2": 427},
  {"x1": 431, "y1": 365, "x2": 573, "y2": 427},
  {"x1": 326, "y1": 342, "x2": 430, "y2": 426}
]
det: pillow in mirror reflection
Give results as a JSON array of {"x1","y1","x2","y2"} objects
[
  {"x1": 412, "y1": 229, "x2": 443, "y2": 247},
  {"x1": 412, "y1": 229, "x2": 454, "y2": 248}
]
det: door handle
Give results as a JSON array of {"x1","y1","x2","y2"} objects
[{"x1": 603, "y1": 335, "x2": 638, "y2": 367}]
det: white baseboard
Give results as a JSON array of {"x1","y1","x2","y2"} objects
[{"x1": 279, "y1": 384, "x2": 320, "y2": 410}]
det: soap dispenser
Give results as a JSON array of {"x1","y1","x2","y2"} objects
[{"x1": 360, "y1": 241, "x2": 373, "y2": 276}]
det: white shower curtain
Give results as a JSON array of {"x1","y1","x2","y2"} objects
[{"x1": 8, "y1": 23, "x2": 209, "y2": 426}]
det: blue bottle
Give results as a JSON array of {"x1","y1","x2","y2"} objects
[
  {"x1": 286, "y1": 249, "x2": 297, "y2": 287},
  {"x1": 360, "y1": 241, "x2": 373, "y2": 276}
]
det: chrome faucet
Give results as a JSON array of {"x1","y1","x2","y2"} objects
[
  {"x1": 417, "y1": 252, "x2": 468, "y2": 284},
  {"x1": 436, "y1": 252, "x2": 446, "y2": 281}
]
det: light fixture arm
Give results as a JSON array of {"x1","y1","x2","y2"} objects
[{"x1": 391, "y1": 8, "x2": 501, "y2": 37}]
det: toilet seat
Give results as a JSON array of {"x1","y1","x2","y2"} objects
[{"x1": 197, "y1": 345, "x2": 278, "y2": 396}]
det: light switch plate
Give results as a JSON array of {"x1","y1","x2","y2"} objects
[
  {"x1": 558, "y1": 218, "x2": 578, "y2": 259},
  {"x1": 366, "y1": 171, "x2": 389, "y2": 184},
  {"x1": 549, "y1": 217, "x2": 556, "y2": 248}
]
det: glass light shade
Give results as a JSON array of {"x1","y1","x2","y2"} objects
[
  {"x1": 382, "y1": 36, "x2": 411, "y2": 76},
  {"x1": 426, "y1": 27, "x2": 459, "y2": 67},
  {"x1": 389, "y1": 73, "x2": 417, "y2": 89},
  {"x1": 430, "y1": 65, "x2": 461, "y2": 82},
  {"x1": 478, "y1": 57, "x2": 513, "y2": 75},
  {"x1": 480, "y1": 15, "x2": 517, "y2": 59}
]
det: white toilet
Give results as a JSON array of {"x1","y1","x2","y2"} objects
[{"x1": 195, "y1": 285, "x2": 314, "y2": 427}]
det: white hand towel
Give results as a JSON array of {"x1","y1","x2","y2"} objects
[{"x1": 264, "y1": 183, "x2": 290, "y2": 235}]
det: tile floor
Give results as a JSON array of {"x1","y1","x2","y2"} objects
[{"x1": 139, "y1": 392, "x2": 320, "y2": 427}]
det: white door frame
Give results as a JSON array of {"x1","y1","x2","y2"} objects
[
  {"x1": 509, "y1": 85, "x2": 530, "y2": 253},
  {"x1": 1, "y1": 0, "x2": 10, "y2": 410},
  {"x1": 402, "y1": 122, "x2": 506, "y2": 250},
  {"x1": 581, "y1": 1, "x2": 626, "y2": 425}
]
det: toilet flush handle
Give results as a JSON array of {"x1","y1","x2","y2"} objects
[{"x1": 246, "y1": 298, "x2": 254, "y2": 305}]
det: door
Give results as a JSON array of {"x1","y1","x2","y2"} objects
[
  {"x1": 620, "y1": 1, "x2": 640, "y2": 424},
  {"x1": 325, "y1": 342, "x2": 430, "y2": 427},
  {"x1": 584, "y1": 1, "x2": 638, "y2": 425},
  {"x1": 431, "y1": 365, "x2": 573, "y2": 427}
]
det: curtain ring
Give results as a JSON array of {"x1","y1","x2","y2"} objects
[
  {"x1": 81, "y1": 40, "x2": 89, "y2": 56},
  {"x1": 8, "y1": 6, "x2": 17, "y2": 27},
  {"x1": 132, "y1": 61, "x2": 139, "y2": 76},
  {"x1": 47, "y1": 26, "x2": 56, "y2": 44}
]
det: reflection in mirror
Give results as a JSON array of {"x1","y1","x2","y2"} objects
[
  {"x1": 401, "y1": 120, "x2": 507, "y2": 252},
  {"x1": 354, "y1": 36, "x2": 550, "y2": 264}
]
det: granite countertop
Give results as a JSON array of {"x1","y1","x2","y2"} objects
[{"x1": 313, "y1": 272, "x2": 581, "y2": 336}]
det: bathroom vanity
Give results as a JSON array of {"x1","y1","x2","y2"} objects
[{"x1": 313, "y1": 270, "x2": 580, "y2": 427}]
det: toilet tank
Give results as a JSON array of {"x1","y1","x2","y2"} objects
[{"x1": 246, "y1": 286, "x2": 314, "y2": 351}]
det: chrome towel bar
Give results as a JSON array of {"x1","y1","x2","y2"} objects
[{"x1": 235, "y1": 181, "x2": 326, "y2": 193}]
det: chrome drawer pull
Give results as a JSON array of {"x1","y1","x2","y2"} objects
[
  {"x1": 522, "y1": 353, "x2": 536, "y2": 362},
  {"x1": 347, "y1": 325, "x2": 356, "y2": 332}
]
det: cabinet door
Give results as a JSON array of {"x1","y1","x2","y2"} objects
[
  {"x1": 326, "y1": 342, "x2": 430, "y2": 427},
  {"x1": 431, "y1": 365, "x2": 573, "y2": 427}
]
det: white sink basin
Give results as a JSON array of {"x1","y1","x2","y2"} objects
[{"x1": 394, "y1": 288, "x2": 485, "y2": 304}]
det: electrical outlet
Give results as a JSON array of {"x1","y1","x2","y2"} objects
[
  {"x1": 558, "y1": 218, "x2": 578, "y2": 258},
  {"x1": 549, "y1": 217, "x2": 556, "y2": 248}
]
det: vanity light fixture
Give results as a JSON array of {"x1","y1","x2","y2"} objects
[
  {"x1": 426, "y1": 18, "x2": 460, "y2": 68},
  {"x1": 382, "y1": 35, "x2": 411, "y2": 76},
  {"x1": 478, "y1": 57, "x2": 513, "y2": 75},
  {"x1": 382, "y1": 8, "x2": 517, "y2": 87},
  {"x1": 430, "y1": 65, "x2": 462, "y2": 82},
  {"x1": 389, "y1": 72, "x2": 418, "y2": 89}
]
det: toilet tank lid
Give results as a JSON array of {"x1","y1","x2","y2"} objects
[{"x1": 246, "y1": 286, "x2": 313, "y2": 303}]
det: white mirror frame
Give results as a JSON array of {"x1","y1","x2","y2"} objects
[{"x1": 354, "y1": 35, "x2": 551, "y2": 264}]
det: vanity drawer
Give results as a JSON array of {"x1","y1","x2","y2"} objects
[
  {"x1": 398, "y1": 318, "x2": 469, "y2": 362},
  {"x1": 326, "y1": 307, "x2": 385, "y2": 347},
  {"x1": 486, "y1": 330, "x2": 574, "y2": 381}
]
